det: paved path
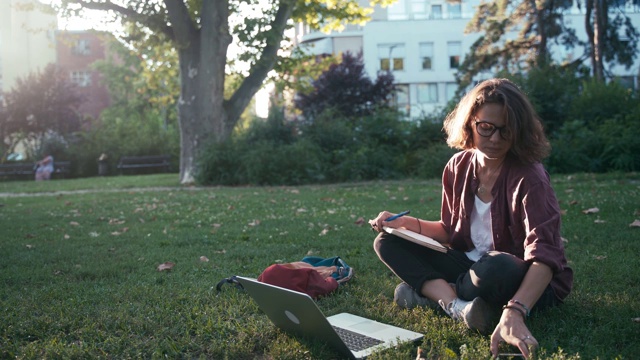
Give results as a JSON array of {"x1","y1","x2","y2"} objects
[{"x1": 0, "y1": 187, "x2": 205, "y2": 198}]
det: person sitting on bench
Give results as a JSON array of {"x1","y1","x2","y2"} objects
[{"x1": 35, "y1": 154, "x2": 54, "y2": 181}]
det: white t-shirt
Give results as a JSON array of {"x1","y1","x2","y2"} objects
[{"x1": 466, "y1": 195, "x2": 494, "y2": 261}]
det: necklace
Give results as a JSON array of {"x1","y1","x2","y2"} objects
[{"x1": 477, "y1": 161, "x2": 503, "y2": 195}]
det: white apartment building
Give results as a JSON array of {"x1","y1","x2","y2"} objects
[
  {"x1": 0, "y1": 0, "x2": 58, "y2": 100},
  {"x1": 294, "y1": 0, "x2": 640, "y2": 119}
]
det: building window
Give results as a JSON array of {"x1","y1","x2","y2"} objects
[
  {"x1": 448, "y1": 1, "x2": 462, "y2": 19},
  {"x1": 393, "y1": 84, "x2": 410, "y2": 115},
  {"x1": 419, "y1": 42, "x2": 434, "y2": 70},
  {"x1": 378, "y1": 44, "x2": 405, "y2": 71},
  {"x1": 431, "y1": 4, "x2": 442, "y2": 19},
  {"x1": 73, "y1": 39, "x2": 91, "y2": 55},
  {"x1": 448, "y1": 41, "x2": 461, "y2": 69},
  {"x1": 417, "y1": 83, "x2": 438, "y2": 103},
  {"x1": 445, "y1": 82, "x2": 458, "y2": 102},
  {"x1": 411, "y1": 0, "x2": 428, "y2": 19},
  {"x1": 388, "y1": 0, "x2": 408, "y2": 20},
  {"x1": 70, "y1": 71, "x2": 91, "y2": 87}
]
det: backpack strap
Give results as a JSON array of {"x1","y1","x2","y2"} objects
[{"x1": 215, "y1": 275, "x2": 244, "y2": 292}]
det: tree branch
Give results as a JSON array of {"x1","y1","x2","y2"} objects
[
  {"x1": 163, "y1": 0, "x2": 198, "y2": 46},
  {"x1": 66, "y1": 0, "x2": 174, "y2": 40},
  {"x1": 225, "y1": 0, "x2": 294, "y2": 122}
]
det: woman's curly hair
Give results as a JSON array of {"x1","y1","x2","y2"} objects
[{"x1": 443, "y1": 78, "x2": 550, "y2": 164}]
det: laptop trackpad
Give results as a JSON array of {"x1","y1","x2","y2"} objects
[{"x1": 349, "y1": 320, "x2": 388, "y2": 333}]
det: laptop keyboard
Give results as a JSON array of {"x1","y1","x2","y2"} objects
[{"x1": 332, "y1": 326, "x2": 384, "y2": 352}]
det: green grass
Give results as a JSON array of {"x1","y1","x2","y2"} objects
[{"x1": 1, "y1": 173, "x2": 639, "y2": 359}]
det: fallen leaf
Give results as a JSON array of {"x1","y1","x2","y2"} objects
[
  {"x1": 248, "y1": 219, "x2": 261, "y2": 226},
  {"x1": 629, "y1": 220, "x2": 640, "y2": 228},
  {"x1": 319, "y1": 228, "x2": 329, "y2": 236},
  {"x1": 593, "y1": 255, "x2": 607, "y2": 260},
  {"x1": 89, "y1": 232, "x2": 99, "y2": 237},
  {"x1": 157, "y1": 262, "x2": 175, "y2": 271},
  {"x1": 632, "y1": 317, "x2": 640, "y2": 323},
  {"x1": 582, "y1": 207, "x2": 600, "y2": 214},
  {"x1": 26, "y1": 244, "x2": 34, "y2": 249},
  {"x1": 569, "y1": 200, "x2": 578, "y2": 205},
  {"x1": 561, "y1": 237, "x2": 568, "y2": 244},
  {"x1": 200, "y1": 256, "x2": 209, "y2": 262},
  {"x1": 594, "y1": 219, "x2": 606, "y2": 224},
  {"x1": 70, "y1": 221, "x2": 80, "y2": 226},
  {"x1": 214, "y1": 249, "x2": 226, "y2": 254},
  {"x1": 64, "y1": 234, "x2": 70, "y2": 239},
  {"x1": 354, "y1": 217, "x2": 366, "y2": 225},
  {"x1": 111, "y1": 231, "x2": 121, "y2": 236}
]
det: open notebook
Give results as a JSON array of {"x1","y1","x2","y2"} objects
[
  {"x1": 236, "y1": 276, "x2": 423, "y2": 359},
  {"x1": 383, "y1": 227, "x2": 448, "y2": 253}
]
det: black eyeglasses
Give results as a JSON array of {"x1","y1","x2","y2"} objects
[{"x1": 474, "y1": 120, "x2": 511, "y2": 140}]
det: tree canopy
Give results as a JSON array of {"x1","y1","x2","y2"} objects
[
  {"x1": 457, "y1": 0, "x2": 639, "y2": 87},
  {"x1": 294, "y1": 51, "x2": 395, "y2": 121},
  {"x1": 57, "y1": 0, "x2": 394, "y2": 184},
  {"x1": 0, "y1": 64, "x2": 84, "y2": 160}
]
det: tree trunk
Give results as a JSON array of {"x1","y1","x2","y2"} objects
[
  {"x1": 173, "y1": 1, "x2": 232, "y2": 184},
  {"x1": 529, "y1": 0, "x2": 549, "y2": 65},
  {"x1": 587, "y1": 0, "x2": 605, "y2": 81}
]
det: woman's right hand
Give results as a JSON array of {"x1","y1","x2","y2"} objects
[{"x1": 368, "y1": 211, "x2": 402, "y2": 233}]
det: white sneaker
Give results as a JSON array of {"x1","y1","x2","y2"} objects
[{"x1": 438, "y1": 297, "x2": 495, "y2": 335}]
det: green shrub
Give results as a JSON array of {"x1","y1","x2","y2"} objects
[
  {"x1": 509, "y1": 65, "x2": 586, "y2": 135},
  {"x1": 598, "y1": 111, "x2": 640, "y2": 172},
  {"x1": 547, "y1": 120, "x2": 600, "y2": 173},
  {"x1": 196, "y1": 108, "x2": 418, "y2": 185},
  {"x1": 569, "y1": 79, "x2": 634, "y2": 125},
  {"x1": 412, "y1": 143, "x2": 457, "y2": 180},
  {"x1": 67, "y1": 112, "x2": 179, "y2": 177}
]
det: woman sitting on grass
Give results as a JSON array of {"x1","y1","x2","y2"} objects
[{"x1": 369, "y1": 78, "x2": 573, "y2": 358}]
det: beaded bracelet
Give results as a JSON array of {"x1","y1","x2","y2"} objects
[
  {"x1": 509, "y1": 299, "x2": 531, "y2": 317},
  {"x1": 502, "y1": 305, "x2": 527, "y2": 320}
]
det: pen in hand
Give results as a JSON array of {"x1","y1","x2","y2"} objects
[{"x1": 385, "y1": 210, "x2": 410, "y2": 222}]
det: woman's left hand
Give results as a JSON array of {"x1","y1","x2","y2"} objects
[{"x1": 490, "y1": 308, "x2": 538, "y2": 358}]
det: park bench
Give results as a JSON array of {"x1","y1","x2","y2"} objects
[
  {"x1": 117, "y1": 155, "x2": 171, "y2": 174},
  {"x1": 54, "y1": 161, "x2": 71, "y2": 178},
  {"x1": 0, "y1": 161, "x2": 71, "y2": 180}
]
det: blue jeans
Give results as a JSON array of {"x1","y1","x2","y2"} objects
[{"x1": 373, "y1": 232, "x2": 559, "y2": 311}]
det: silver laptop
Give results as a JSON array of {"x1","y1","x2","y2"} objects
[{"x1": 236, "y1": 276, "x2": 423, "y2": 359}]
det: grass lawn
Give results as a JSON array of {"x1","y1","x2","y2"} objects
[{"x1": 1, "y1": 173, "x2": 639, "y2": 359}]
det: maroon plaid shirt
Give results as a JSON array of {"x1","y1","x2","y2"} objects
[{"x1": 439, "y1": 150, "x2": 573, "y2": 301}]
